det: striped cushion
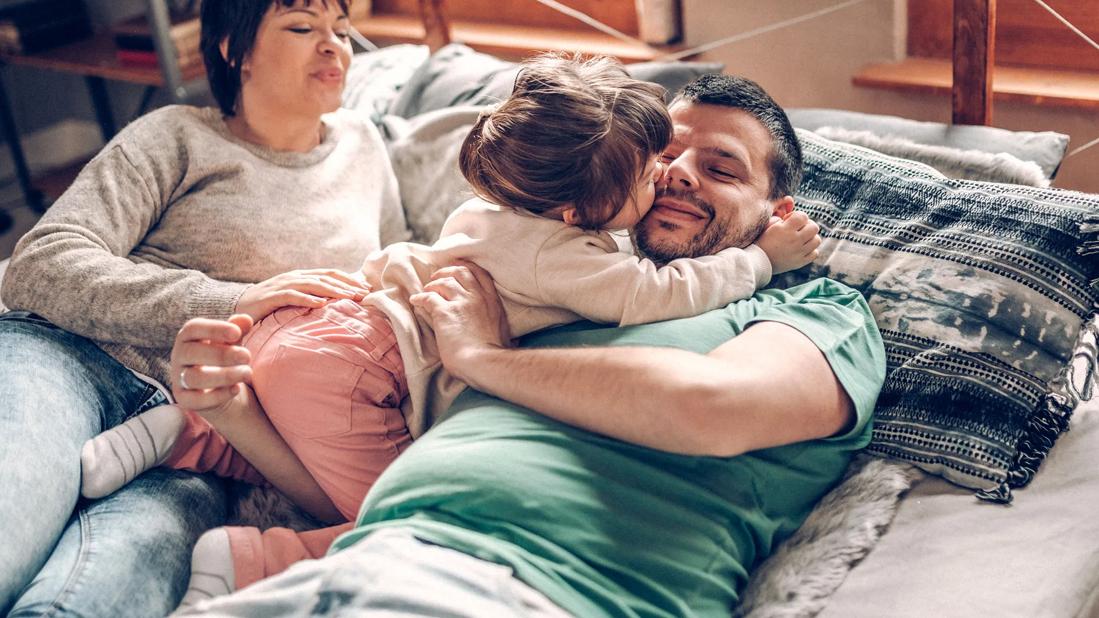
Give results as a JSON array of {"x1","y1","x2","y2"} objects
[{"x1": 775, "y1": 130, "x2": 1099, "y2": 502}]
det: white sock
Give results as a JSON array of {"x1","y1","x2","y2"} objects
[
  {"x1": 176, "y1": 528, "x2": 236, "y2": 612},
  {"x1": 80, "y1": 404, "x2": 186, "y2": 499}
]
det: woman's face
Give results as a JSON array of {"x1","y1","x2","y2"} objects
[{"x1": 239, "y1": 1, "x2": 353, "y2": 120}]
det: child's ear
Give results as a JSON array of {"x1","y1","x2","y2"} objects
[
  {"x1": 772, "y1": 196, "x2": 795, "y2": 219},
  {"x1": 561, "y1": 207, "x2": 580, "y2": 226}
]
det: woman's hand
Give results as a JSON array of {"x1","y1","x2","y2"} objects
[
  {"x1": 235, "y1": 269, "x2": 370, "y2": 323},
  {"x1": 409, "y1": 261, "x2": 512, "y2": 387},
  {"x1": 170, "y1": 315, "x2": 256, "y2": 419}
]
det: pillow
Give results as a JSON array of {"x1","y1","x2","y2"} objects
[
  {"x1": 787, "y1": 108, "x2": 1070, "y2": 181},
  {"x1": 773, "y1": 129, "x2": 1099, "y2": 502},
  {"x1": 388, "y1": 43, "x2": 724, "y2": 118},
  {"x1": 809, "y1": 126, "x2": 1051, "y2": 188},
  {"x1": 341, "y1": 44, "x2": 430, "y2": 126},
  {"x1": 385, "y1": 106, "x2": 482, "y2": 243}
]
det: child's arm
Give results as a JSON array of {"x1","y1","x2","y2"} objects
[
  {"x1": 531, "y1": 229, "x2": 770, "y2": 326},
  {"x1": 172, "y1": 316, "x2": 343, "y2": 524}
]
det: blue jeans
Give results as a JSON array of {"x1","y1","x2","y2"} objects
[{"x1": 0, "y1": 313, "x2": 228, "y2": 617}]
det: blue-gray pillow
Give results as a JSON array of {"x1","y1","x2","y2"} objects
[
  {"x1": 787, "y1": 108, "x2": 1070, "y2": 181},
  {"x1": 342, "y1": 44, "x2": 430, "y2": 123},
  {"x1": 388, "y1": 43, "x2": 724, "y2": 118},
  {"x1": 774, "y1": 129, "x2": 1099, "y2": 503}
]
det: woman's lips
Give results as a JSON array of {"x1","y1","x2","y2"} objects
[{"x1": 312, "y1": 68, "x2": 344, "y2": 83}]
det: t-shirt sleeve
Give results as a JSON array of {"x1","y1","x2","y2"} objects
[{"x1": 746, "y1": 280, "x2": 886, "y2": 444}]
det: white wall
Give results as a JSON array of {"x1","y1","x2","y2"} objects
[{"x1": 681, "y1": 0, "x2": 1099, "y2": 193}]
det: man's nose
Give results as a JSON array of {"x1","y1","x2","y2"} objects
[{"x1": 663, "y1": 158, "x2": 697, "y2": 189}]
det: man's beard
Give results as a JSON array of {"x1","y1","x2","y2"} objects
[{"x1": 634, "y1": 187, "x2": 769, "y2": 264}]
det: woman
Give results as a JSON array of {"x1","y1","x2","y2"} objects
[{"x1": 0, "y1": 0, "x2": 405, "y2": 615}]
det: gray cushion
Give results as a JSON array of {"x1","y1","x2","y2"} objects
[
  {"x1": 342, "y1": 44, "x2": 430, "y2": 126},
  {"x1": 388, "y1": 43, "x2": 724, "y2": 118},
  {"x1": 774, "y1": 129, "x2": 1099, "y2": 502},
  {"x1": 787, "y1": 108, "x2": 1070, "y2": 180}
]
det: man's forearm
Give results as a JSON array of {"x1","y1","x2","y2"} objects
[
  {"x1": 457, "y1": 344, "x2": 747, "y2": 456},
  {"x1": 455, "y1": 322, "x2": 852, "y2": 457}
]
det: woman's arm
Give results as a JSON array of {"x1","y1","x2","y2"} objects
[
  {"x1": 1, "y1": 142, "x2": 368, "y2": 348},
  {"x1": 170, "y1": 316, "x2": 342, "y2": 523}
]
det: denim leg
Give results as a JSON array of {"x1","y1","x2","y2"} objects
[
  {"x1": 11, "y1": 468, "x2": 226, "y2": 618},
  {"x1": 0, "y1": 314, "x2": 228, "y2": 616}
]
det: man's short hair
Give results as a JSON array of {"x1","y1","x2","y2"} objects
[{"x1": 672, "y1": 74, "x2": 803, "y2": 198}]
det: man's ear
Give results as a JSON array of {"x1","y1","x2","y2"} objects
[
  {"x1": 561, "y1": 207, "x2": 580, "y2": 226},
  {"x1": 772, "y1": 196, "x2": 795, "y2": 219}
]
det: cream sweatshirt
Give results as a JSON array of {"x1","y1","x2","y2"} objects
[{"x1": 361, "y1": 197, "x2": 772, "y2": 437}]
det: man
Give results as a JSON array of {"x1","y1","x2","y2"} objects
[{"x1": 177, "y1": 75, "x2": 885, "y2": 617}]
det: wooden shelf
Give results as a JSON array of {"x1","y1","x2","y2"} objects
[
  {"x1": 0, "y1": 32, "x2": 203, "y2": 86},
  {"x1": 853, "y1": 57, "x2": 1099, "y2": 111},
  {"x1": 352, "y1": 14, "x2": 665, "y2": 63}
]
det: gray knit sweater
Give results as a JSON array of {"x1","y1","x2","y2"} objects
[{"x1": 1, "y1": 105, "x2": 408, "y2": 387}]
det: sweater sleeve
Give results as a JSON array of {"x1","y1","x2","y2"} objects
[
  {"x1": 533, "y1": 229, "x2": 773, "y2": 326},
  {"x1": 0, "y1": 143, "x2": 247, "y2": 347}
]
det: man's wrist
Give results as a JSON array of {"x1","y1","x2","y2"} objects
[{"x1": 447, "y1": 343, "x2": 508, "y2": 392}]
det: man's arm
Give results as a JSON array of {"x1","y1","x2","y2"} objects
[{"x1": 411, "y1": 263, "x2": 853, "y2": 457}]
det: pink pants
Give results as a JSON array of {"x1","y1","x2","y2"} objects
[{"x1": 163, "y1": 299, "x2": 411, "y2": 589}]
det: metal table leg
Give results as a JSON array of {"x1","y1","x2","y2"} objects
[
  {"x1": 84, "y1": 76, "x2": 116, "y2": 140},
  {"x1": 0, "y1": 67, "x2": 44, "y2": 213}
]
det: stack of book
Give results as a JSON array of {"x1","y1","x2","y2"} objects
[
  {"x1": 111, "y1": 13, "x2": 201, "y2": 70},
  {"x1": 0, "y1": 0, "x2": 92, "y2": 56}
]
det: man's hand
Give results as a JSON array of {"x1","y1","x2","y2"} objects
[
  {"x1": 409, "y1": 261, "x2": 512, "y2": 388},
  {"x1": 170, "y1": 315, "x2": 256, "y2": 419},
  {"x1": 756, "y1": 211, "x2": 822, "y2": 274},
  {"x1": 234, "y1": 269, "x2": 370, "y2": 323}
]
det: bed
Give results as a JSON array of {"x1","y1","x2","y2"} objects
[{"x1": 2, "y1": 39, "x2": 1097, "y2": 618}]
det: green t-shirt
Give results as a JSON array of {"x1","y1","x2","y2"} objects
[{"x1": 331, "y1": 278, "x2": 886, "y2": 617}]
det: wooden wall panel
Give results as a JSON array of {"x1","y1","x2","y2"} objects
[
  {"x1": 372, "y1": 0, "x2": 639, "y2": 34},
  {"x1": 908, "y1": 0, "x2": 1099, "y2": 71}
]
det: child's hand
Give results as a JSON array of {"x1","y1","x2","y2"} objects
[{"x1": 756, "y1": 211, "x2": 822, "y2": 275}]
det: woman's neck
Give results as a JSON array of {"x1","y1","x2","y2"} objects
[{"x1": 227, "y1": 103, "x2": 324, "y2": 153}]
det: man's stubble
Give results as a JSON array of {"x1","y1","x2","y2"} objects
[{"x1": 634, "y1": 187, "x2": 769, "y2": 264}]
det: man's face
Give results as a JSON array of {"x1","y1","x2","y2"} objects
[{"x1": 634, "y1": 102, "x2": 779, "y2": 262}]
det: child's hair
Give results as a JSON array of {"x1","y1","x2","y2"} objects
[{"x1": 458, "y1": 53, "x2": 672, "y2": 230}]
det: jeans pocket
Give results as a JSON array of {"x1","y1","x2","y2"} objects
[{"x1": 256, "y1": 343, "x2": 363, "y2": 439}]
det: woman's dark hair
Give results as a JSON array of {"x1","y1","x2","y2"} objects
[
  {"x1": 201, "y1": 0, "x2": 351, "y2": 116},
  {"x1": 458, "y1": 53, "x2": 671, "y2": 230},
  {"x1": 672, "y1": 74, "x2": 803, "y2": 198}
]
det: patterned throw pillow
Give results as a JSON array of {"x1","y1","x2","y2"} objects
[{"x1": 775, "y1": 130, "x2": 1099, "y2": 503}]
